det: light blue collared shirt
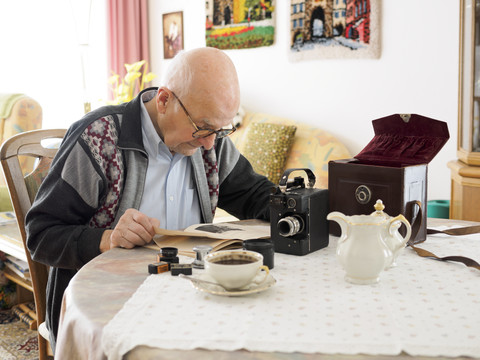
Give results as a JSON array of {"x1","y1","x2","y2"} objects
[{"x1": 138, "y1": 92, "x2": 201, "y2": 230}]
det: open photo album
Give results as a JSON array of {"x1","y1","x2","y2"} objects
[{"x1": 148, "y1": 220, "x2": 270, "y2": 257}]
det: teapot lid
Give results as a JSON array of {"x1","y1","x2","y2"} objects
[{"x1": 370, "y1": 199, "x2": 390, "y2": 219}]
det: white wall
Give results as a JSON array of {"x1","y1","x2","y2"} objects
[{"x1": 148, "y1": 0, "x2": 460, "y2": 201}]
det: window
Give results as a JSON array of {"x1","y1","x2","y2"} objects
[{"x1": 0, "y1": 1, "x2": 107, "y2": 129}]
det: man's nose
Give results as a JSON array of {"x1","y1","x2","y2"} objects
[{"x1": 198, "y1": 134, "x2": 216, "y2": 150}]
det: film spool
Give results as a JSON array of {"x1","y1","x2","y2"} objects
[{"x1": 243, "y1": 239, "x2": 275, "y2": 269}]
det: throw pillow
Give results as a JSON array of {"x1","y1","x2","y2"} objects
[{"x1": 243, "y1": 122, "x2": 297, "y2": 184}]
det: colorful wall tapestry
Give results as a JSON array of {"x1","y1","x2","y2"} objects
[
  {"x1": 289, "y1": 0, "x2": 380, "y2": 61},
  {"x1": 205, "y1": 0, "x2": 275, "y2": 49}
]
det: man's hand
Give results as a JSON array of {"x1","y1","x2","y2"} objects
[{"x1": 100, "y1": 209, "x2": 160, "y2": 253}]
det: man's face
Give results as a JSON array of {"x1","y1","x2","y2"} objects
[{"x1": 158, "y1": 91, "x2": 236, "y2": 156}]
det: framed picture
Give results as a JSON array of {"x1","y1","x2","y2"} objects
[
  {"x1": 289, "y1": 0, "x2": 381, "y2": 61},
  {"x1": 163, "y1": 11, "x2": 184, "y2": 59},
  {"x1": 205, "y1": 0, "x2": 275, "y2": 50}
]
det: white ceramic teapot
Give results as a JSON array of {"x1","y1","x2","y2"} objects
[{"x1": 327, "y1": 200, "x2": 411, "y2": 285}]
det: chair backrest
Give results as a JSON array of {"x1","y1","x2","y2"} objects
[{"x1": 0, "y1": 128, "x2": 66, "y2": 359}]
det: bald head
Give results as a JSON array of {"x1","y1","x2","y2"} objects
[{"x1": 162, "y1": 47, "x2": 240, "y2": 120}]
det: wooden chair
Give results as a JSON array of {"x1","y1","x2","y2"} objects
[{"x1": 0, "y1": 129, "x2": 66, "y2": 360}]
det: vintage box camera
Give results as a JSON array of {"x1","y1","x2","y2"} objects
[{"x1": 270, "y1": 168, "x2": 329, "y2": 256}]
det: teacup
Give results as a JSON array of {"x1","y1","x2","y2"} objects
[{"x1": 204, "y1": 250, "x2": 269, "y2": 290}]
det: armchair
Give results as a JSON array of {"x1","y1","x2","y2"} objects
[{"x1": 0, "y1": 94, "x2": 42, "y2": 211}]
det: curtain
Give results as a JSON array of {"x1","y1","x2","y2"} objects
[{"x1": 107, "y1": 0, "x2": 150, "y2": 80}]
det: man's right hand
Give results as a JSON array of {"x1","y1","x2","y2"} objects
[{"x1": 99, "y1": 208, "x2": 160, "y2": 253}]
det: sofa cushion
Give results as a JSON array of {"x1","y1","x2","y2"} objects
[
  {"x1": 232, "y1": 112, "x2": 352, "y2": 188},
  {"x1": 242, "y1": 122, "x2": 297, "y2": 184}
]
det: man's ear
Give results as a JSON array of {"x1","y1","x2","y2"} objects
[{"x1": 156, "y1": 87, "x2": 171, "y2": 115}]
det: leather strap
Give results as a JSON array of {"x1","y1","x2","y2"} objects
[
  {"x1": 408, "y1": 243, "x2": 480, "y2": 271},
  {"x1": 407, "y1": 219, "x2": 480, "y2": 271},
  {"x1": 408, "y1": 200, "x2": 423, "y2": 243}
]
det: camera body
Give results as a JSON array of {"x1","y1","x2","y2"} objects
[{"x1": 270, "y1": 168, "x2": 329, "y2": 256}]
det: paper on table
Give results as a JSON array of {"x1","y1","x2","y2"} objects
[{"x1": 149, "y1": 220, "x2": 270, "y2": 257}]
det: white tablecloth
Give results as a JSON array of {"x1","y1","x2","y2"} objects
[{"x1": 102, "y1": 231, "x2": 480, "y2": 360}]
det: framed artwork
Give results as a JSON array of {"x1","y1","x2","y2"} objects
[
  {"x1": 163, "y1": 11, "x2": 184, "y2": 59},
  {"x1": 289, "y1": 0, "x2": 381, "y2": 61},
  {"x1": 205, "y1": 0, "x2": 275, "y2": 50}
]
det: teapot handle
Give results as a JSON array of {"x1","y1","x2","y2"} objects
[{"x1": 389, "y1": 215, "x2": 412, "y2": 246}]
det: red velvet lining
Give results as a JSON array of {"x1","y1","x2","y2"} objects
[{"x1": 354, "y1": 114, "x2": 449, "y2": 167}]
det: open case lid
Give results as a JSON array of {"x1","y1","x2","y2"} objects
[{"x1": 354, "y1": 113, "x2": 450, "y2": 166}]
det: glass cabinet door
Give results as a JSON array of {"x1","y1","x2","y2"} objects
[{"x1": 459, "y1": 0, "x2": 480, "y2": 165}]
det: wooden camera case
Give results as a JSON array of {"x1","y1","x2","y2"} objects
[{"x1": 328, "y1": 114, "x2": 449, "y2": 243}]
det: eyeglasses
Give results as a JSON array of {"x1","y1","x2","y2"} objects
[{"x1": 170, "y1": 91, "x2": 236, "y2": 139}]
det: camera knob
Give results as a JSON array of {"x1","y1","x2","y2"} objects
[
  {"x1": 355, "y1": 185, "x2": 372, "y2": 204},
  {"x1": 287, "y1": 198, "x2": 296, "y2": 208}
]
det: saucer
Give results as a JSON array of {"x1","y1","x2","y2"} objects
[{"x1": 189, "y1": 273, "x2": 276, "y2": 297}]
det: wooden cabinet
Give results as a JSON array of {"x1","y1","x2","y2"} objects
[
  {"x1": 450, "y1": 0, "x2": 480, "y2": 220},
  {"x1": 448, "y1": 160, "x2": 480, "y2": 220},
  {"x1": 458, "y1": 0, "x2": 480, "y2": 163}
]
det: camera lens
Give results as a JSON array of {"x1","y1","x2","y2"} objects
[{"x1": 277, "y1": 216, "x2": 304, "y2": 237}]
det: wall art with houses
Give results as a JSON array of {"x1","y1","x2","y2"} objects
[{"x1": 289, "y1": 0, "x2": 381, "y2": 61}]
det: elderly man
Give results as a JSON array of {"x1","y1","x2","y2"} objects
[{"x1": 26, "y1": 47, "x2": 273, "y2": 350}]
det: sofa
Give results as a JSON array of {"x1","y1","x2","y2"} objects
[
  {"x1": 214, "y1": 111, "x2": 351, "y2": 221},
  {"x1": 0, "y1": 94, "x2": 43, "y2": 211},
  {"x1": 230, "y1": 111, "x2": 351, "y2": 188}
]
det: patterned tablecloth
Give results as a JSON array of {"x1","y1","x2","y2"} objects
[{"x1": 99, "y1": 227, "x2": 480, "y2": 360}]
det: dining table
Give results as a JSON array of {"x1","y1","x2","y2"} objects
[{"x1": 54, "y1": 218, "x2": 480, "y2": 360}]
